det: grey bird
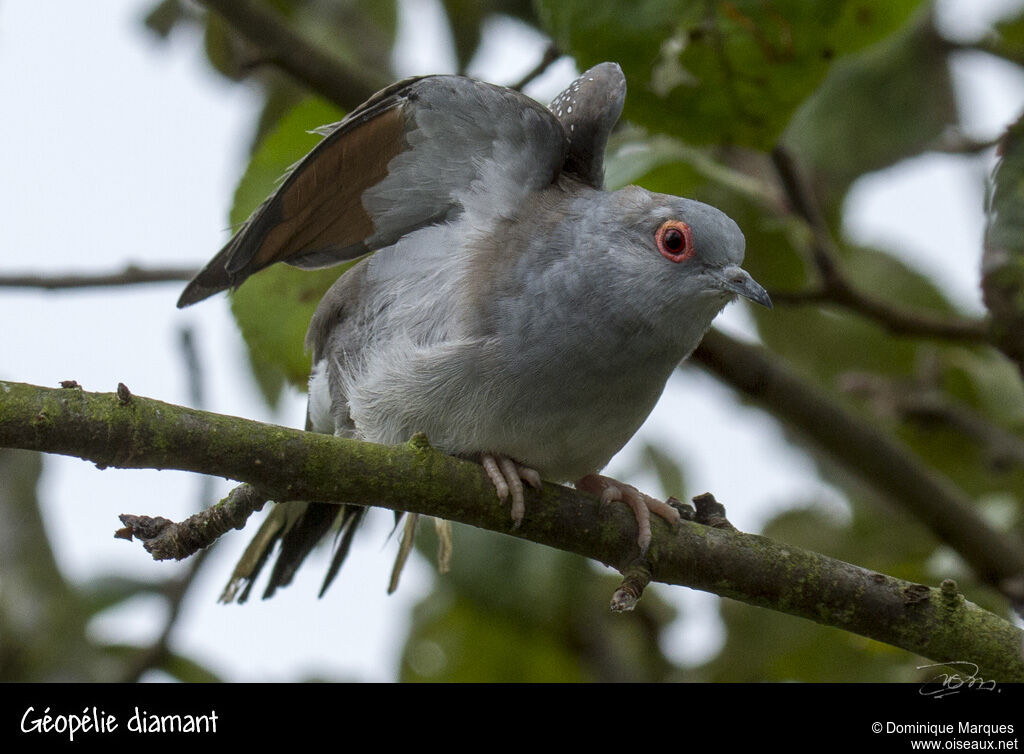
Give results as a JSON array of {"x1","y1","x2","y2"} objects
[{"x1": 178, "y1": 62, "x2": 771, "y2": 601}]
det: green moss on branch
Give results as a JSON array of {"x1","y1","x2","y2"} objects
[{"x1": 1, "y1": 379, "x2": 1022, "y2": 680}]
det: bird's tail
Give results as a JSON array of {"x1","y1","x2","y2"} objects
[{"x1": 219, "y1": 501, "x2": 368, "y2": 603}]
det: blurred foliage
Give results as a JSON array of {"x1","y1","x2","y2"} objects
[
  {"x1": 784, "y1": 7, "x2": 956, "y2": 217},
  {"x1": 538, "y1": 0, "x2": 922, "y2": 150},
  {"x1": 228, "y1": 97, "x2": 349, "y2": 402},
  {"x1": 0, "y1": 449, "x2": 222, "y2": 681},
  {"x1": 145, "y1": 0, "x2": 398, "y2": 147},
  {"x1": 984, "y1": 112, "x2": 1024, "y2": 373},
  {"x1": 993, "y1": 11, "x2": 1024, "y2": 67},
  {"x1": 400, "y1": 523, "x2": 679, "y2": 681},
  {"x1": 5, "y1": 0, "x2": 1017, "y2": 681},
  {"x1": 695, "y1": 503, "x2": 931, "y2": 682},
  {"x1": 442, "y1": 0, "x2": 538, "y2": 69}
]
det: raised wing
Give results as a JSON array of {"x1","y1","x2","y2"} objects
[
  {"x1": 177, "y1": 74, "x2": 568, "y2": 307},
  {"x1": 549, "y1": 62, "x2": 625, "y2": 189}
]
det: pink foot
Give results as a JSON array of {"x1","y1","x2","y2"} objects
[
  {"x1": 481, "y1": 454, "x2": 542, "y2": 528},
  {"x1": 576, "y1": 474, "x2": 681, "y2": 554}
]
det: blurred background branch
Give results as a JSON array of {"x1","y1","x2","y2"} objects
[
  {"x1": 0, "y1": 265, "x2": 196, "y2": 290},
  {"x1": 197, "y1": 0, "x2": 387, "y2": 108}
]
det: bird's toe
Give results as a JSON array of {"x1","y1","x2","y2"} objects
[
  {"x1": 577, "y1": 474, "x2": 680, "y2": 555},
  {"x1": 480, "y1": 453, "x2": 541, "y2": 529}
]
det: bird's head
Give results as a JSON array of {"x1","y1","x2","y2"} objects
[{"x1": 600, "y1": 186, "x2": 771, "y2": 326}]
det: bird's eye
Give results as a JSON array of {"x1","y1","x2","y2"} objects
[
  {"x1": 656, "y1": 220, "x2": 694, "y2": 263},
  {"x1": 664, "y1": 228, "x2": 684, "y2": 251}
]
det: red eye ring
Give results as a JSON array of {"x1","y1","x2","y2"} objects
[{"x1": 656, "y1": 220, "x2": 694, "y2": 263}]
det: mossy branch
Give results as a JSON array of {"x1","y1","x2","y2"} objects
[
  {"x1": 1, "y1": 379, "x2": 1022, "y2": 680},
  {"x1": 693, "y1": 329, "x2": 1024, "y2": 603}
]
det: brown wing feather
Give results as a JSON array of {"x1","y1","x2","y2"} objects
[
  {"x1": 247, "y1": 106, "x2": 406, "y2": 270},
  {"x1": 177, "y1": 79, "x2": 420, "y2": 308}
]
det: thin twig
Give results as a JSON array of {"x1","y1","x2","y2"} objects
[
  {"x1": 610, "y1": 560, "x2": 651, "y2": 612},
  {"x1": 927, "y1": 129, "x2": 1000, "y2": 155},
  {"x1": 118, "y1": 483, "x2": 270, "y2": 561},
  {"x1": 511, "y1": 43, "x2": 562, "y2": 91},
  {"x1": 841, "y1": 371, "x2": 1024, "y2": 471},
  {"x1": 0, "y1": 265, "x2": 197, "y2": 290},
  {"x1": 944, "y1": 34, "x2": 1024, "y2": 72},
  {"x1": 769, "y1": 145, "x2": 992, "y2": 343}
]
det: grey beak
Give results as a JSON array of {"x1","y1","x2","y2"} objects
[{"x1": 713, "y1": 265, "x2": 772, "y2": 309}]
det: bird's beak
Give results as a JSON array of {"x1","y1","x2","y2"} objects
[{"x1": 713, "y1": 264, "x2": 773, "y2": 309}]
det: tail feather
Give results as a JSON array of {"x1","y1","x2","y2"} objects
[
  {"x1": 220, "y1": 499, "x2": 372, "y2": 602},
  {"x1": 262, "y1": 502, "x2": 339, "y2": 599},
  {"x1": 318, "y1": 505, "x2": 368, "y2": 597},
  {"x1": 219, "y1": 504, "x2": 288, "y2": 604}
]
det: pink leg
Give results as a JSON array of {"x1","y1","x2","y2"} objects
[
  {"x1": 576, "y1": 474, "x2": 681, "y2": 554},
  {"x1": 481, "y1": 453, "x2": 542, "y2": 529}
]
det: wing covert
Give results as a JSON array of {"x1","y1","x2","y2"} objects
[{"x1": 177, "y1": 75, "x2": 567, "y2": 307}]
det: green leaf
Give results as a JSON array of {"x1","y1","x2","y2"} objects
[
  {"x1": 605, "y1": 127, "x2": 772, "y2": 199},
  {"x1": 228, "y1": 98, "x2": 351, "y2": 393},
  {"x1": 232, "y1": 264, "x2": 356, "y2": 390},
  {"x1": 638, "y1": 441, "x2": 687, "y2": 500},
  {"x1": 537, "y1": 0, "x2": 923, "y2": 150},
  {"x1": 79, "y1": 576, "x2": 167, "y2": 618},
  {"x1": 229, "y1": 98, "x2": 345, "y2": 226},
  {"x1": 143, "y1": 0, "x2": 186, "y2": 38},
  {"x1": 159, "y1": 652, "x2": 224, "y2": 683},
  {"x1": 784, "y1": 10, "x2": 957, "y2": 215}
]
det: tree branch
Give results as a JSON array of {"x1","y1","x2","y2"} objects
[
  {"x1": 510, "y1": 43, "x2": 562, "y2": 91},
  {"x1": 691, "y1": 329, "x2": 1024, "y2": 606},
  {"x1": 0, "y1": 265, "x2": 196, "y2": 291},
  {"x1": 0, "y1": 379, "x2": 1022, "y2": 680},
  {"x1": 840, "y1": 371, "x2": 1024, "y2": 472},
  {"x1": 944, "y1": 35, "x2": 1024, "y2": 73},
  {"x1": 197, "y1": 0, "x2": 388, "y2": 110},
  {"x1": 118, "y1": 327, "x2": 215, "y2": 683},
  {"x1": 769, "y1": 146, "x2": 993, "y2": 344},
  {"x1": 927, "y1": 128, "x2": 1000, "y2": 155},
  {"x1": 117, "y1": 547, "x2": 211, "y2": 683}
]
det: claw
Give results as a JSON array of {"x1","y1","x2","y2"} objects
[
  {"x1": 480, "y1": 453, "x2": 542, "y2": 529},
  {"x1": 498, "y1": 456, "x2": 525, "y2": 528},
  {"x1": 577, "y1": 474, "x2": 680, "y2": 555},
  {"x1": 517, "y1": 464, "x2": 542, "y2": 491}
]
